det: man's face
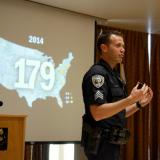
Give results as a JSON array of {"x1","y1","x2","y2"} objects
[{"x1": 104, "y1": 34, "x2": 125, "y2": 65}]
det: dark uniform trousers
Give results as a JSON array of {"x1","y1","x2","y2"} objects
[{"x1": 85, "y1": 140, "x2": 120, "y2": 160}]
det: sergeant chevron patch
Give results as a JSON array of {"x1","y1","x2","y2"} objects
[{"x1": 95, "y1": 90, "x2": 104, "y2": 100}]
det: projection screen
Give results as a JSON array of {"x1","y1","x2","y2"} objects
[{"x1": 0, "y1": 0, "x2": 95, "y2": 141}]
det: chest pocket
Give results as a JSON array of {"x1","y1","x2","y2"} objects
[{"x1": 110, "y1": 85, "x2": 124, "y2": 101}]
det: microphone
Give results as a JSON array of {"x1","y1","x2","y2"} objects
[{"x1": 0, "y1": 101, "x2": 3, "y2": 107}]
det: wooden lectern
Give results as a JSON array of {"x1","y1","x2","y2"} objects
[{"x1": 0, "y1": 115, "x2": 26, "y2": 160}]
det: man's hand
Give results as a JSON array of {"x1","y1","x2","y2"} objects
[
  {"x1": 139, "y1": 87, "x2": 153, "y2": 107},
  {"x1": 128, "y1": 83, "x2": 148, "y2": 103}
]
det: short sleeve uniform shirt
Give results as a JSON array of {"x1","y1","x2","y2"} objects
[{"x1": 82, "y1": 59, "x2": 127, "y2": 129}]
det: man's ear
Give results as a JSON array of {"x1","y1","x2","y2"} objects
[{"x1": 100, "y1": 44, "x2": 108, "y2": 53}]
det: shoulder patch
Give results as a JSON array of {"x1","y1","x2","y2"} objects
[{"x1": 92, "y1": 75, "x2": 104, "y2": 88}]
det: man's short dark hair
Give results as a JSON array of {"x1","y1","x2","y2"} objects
[{"x1": 97, "y1": 30, "x2": 123, "y2": 54}]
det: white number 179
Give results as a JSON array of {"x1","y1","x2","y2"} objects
[{"x1": 14, "y1": 58, "x2": 55, "y2": 91}]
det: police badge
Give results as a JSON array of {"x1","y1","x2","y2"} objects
[{"x1": 92, "y1": 75, "x2": 104, "y2": 88}]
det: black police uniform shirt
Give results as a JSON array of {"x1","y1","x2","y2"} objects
[{"x1": 82, "y1": 59, "x2": 127, "y2": 129}]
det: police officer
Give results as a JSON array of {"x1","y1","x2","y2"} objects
[{"x1": 81, "y1": 30, "x2": 153, "y2": 160}]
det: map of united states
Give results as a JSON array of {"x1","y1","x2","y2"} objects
[{"x1": 0, "y1": 38, "x2": 74, "y2": 108}]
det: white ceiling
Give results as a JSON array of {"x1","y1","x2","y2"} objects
[{"x1": 29, "y1": 0, "x2": 160, "y2": 34}]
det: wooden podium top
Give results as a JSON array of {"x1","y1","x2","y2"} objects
[{"x1": 0, "y1": 114, "x2": 27, "y2": 118}]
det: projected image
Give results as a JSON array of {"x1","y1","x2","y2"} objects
[
  {"x1": 0, "y1": 38, "x2": 74, "y2": 108},
  {"x1": 0, "y1": 0, "x2": 94, "y2": 141}
]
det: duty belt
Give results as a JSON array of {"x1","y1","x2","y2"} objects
[{"x1": 102, "y1": 127, "x2": 130, "y2": 145}]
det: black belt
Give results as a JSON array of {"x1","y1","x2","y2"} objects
[{"x1": 102, "y1": 127, "x2": 130, "y2": 145}]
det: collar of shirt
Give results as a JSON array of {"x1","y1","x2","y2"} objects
[{"x1": 98, "y1": 59, "x2": 117, "y2": 76}]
